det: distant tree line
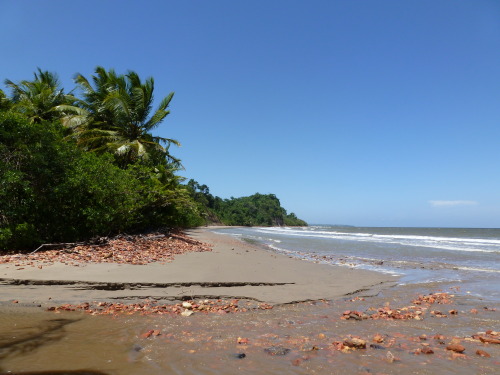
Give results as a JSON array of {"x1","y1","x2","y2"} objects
[
  {"x1": 185, "y1": 180, "x2": 307, "y2": 227},
  {"x1": 0, "y1": 67, "x2": 307, "y2": 251}
]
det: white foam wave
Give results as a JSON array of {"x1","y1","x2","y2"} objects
[
  {"x1": 255, "y1": 227, "x2": 500, "y2": 253},
  {"x1": 453, "y1": 266, "x2": 500, "y2": 273},
  {"x1": 267, "y1": 244, "x2": 294, "y2": 254}
]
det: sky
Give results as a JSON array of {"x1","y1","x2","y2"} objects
[{"x1": 1, "y1": 0, "x2": 499, "y2": 227}]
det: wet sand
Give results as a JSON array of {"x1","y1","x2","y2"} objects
[
  {"x1": 1, "y1": 282, "x2": 499, "y2": 375},
  {"x1": 0, "y1": 228, "x2": 396, "y2": 305}
]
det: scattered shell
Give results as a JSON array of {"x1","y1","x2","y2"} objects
[{"x1": 386, "y1": 351, "x2": 396, "y2": 363}]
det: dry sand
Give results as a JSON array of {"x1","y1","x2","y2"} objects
[{"x1": 0, "y1": 228, "x2": 397, "y2": 305}]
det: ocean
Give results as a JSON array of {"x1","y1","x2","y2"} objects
[{"x1": 213, "y1": 226, "x2": 500, "y2": 302}]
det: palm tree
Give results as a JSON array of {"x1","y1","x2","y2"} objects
[
  {"x1": 0, "y1": 89, "x2": 11, "y2": 111},
  {"x1": 4, "y1": 69, "x2": 71, "y2": 123},
  {"x1": 61, "y1": 66, "x2": 180, "y2": 168}
]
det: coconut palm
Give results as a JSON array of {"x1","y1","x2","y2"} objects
[
  {"x1": 61, "y1": 67, "x2": 180, "y2": 168},
  {"x1": 4, "y1": 69, "x2": 71, "y2": 123},
  {"x1": 0, "y1": 89, "x2": 11, "y2": 111}
]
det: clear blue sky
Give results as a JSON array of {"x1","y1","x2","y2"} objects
[{"x1": 1, "y1": 1, "x2": 499, "y2": 227}]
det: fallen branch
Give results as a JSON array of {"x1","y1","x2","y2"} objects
[
  {"x1": 29, "y1": 242, "x2": 81, "y2": 255},
  {"x1": 169, "y1": 233, "x2": 202, "y2": 245}
]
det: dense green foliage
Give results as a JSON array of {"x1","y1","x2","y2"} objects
[
  {"x1": 186, "y1": 180, "x2": 307, "y2": 227},
  {"x1": 0, "y1": 67, "x2": 306, "y2": 251},
  {"x1": 218, "y1": 193, "x2": 308, "y2": 227},
  {"x1": 0, "y1": 112, "x2": 198, "y2": 250}
]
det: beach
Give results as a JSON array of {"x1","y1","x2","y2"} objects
[
  {"x1": 1, "y1": 228, "x2": 499, "y2": 374},
  {"x1": 0, "y1": 228, "x2": 396, "y2": 306}
]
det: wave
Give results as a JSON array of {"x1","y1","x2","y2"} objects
[{"x1": 255, "y1": 227, "x2": 500, "y2": 254}]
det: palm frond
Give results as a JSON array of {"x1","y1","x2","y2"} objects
[
  {"x1": 158, "y1": 92, "x2": 174, "y2": 110},
  {"x1": 74, "y1": 73, "x2": 94, "y2": 95},
  {"x1": 143, "y1": 92, "x2": 174, "y2": 131},
  {"x1": 66, "y1": 67, "x2": 180, "y2": 167},
  {"x1": 152, "y1": 135, "x2": 181, "y2": 147},
  {"x1": 55, "y1": 104, "x2": 89, "y2": 116}
]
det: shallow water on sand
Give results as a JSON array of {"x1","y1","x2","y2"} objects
[
  {"x1": 215, "y1": 226, "x2": 500, "y2": 302},
  {"x1": 1, "y1": 283, "x2": 499, "y2": 375}
]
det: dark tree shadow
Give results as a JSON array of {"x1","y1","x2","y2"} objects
[
  {"x1": 0, "y1": 318, "x2": 79, "y2": 360},
  {"x1": 0, "y1": 370, "x2": 108, "y2": 375},
  {"x1": 0, "y1": 318, "x2": 112, "y2": 375},
  {"x1": 0, "y1": 371, "x2": 109, "y2": 375}
]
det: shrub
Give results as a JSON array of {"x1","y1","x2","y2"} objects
[{"x1": 0, "y1": 112, "x2": 203, "y2": 251}]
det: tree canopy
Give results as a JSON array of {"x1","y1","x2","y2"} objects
[
  {"x1": 4, "y1": 68, "x2": 72, "y2": 124},
  {"x1": 0, "y1": 67, "x2": 307, "y2": 251},
  {"x1": 186, "y1": 180, "x2": 307, "y2": 227},
  {"x1": 61, "y1": 66, "x2": 180, "y2": 168}
]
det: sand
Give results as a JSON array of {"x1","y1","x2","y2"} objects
[
  {"x1": 0, "y1": 228, "x2": 397, "y2": 305},
  {"x1": 2, "y1": 229, "x2": 500, "y2": 374}
]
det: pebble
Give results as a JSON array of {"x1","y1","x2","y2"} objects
[
  {"x1": 300, "y1": 345, "x2": 319, "y2": 352},
  {"x1": 344, "y1": 338, "x2": 367, "y2": 349},
  {"x1": 446, "y1": 343, "x2": 465, "y2": 353},
  {"x1": 264, "y1": 346, "x2": 291, "y2": 356},
  {"x1": 421, "y1": 346, "x2": 434, "y2": 354},
  {"x1": 348, "y1": 313, "x2": 362, "y2": 321},
  {"x1": 373, "y1": 334, "x2": 384, "y2": 343},
  {"x1": 479, "y1": 336, "x2": 500, "y2": 344},
  {"x1": 386, "y1": 351, "x2": 396, "y2": 363},
  {"x1": 476, "y1": 349, "x2": 490, "y2": 358}
]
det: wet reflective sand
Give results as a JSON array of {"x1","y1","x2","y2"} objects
[{"x1": 1, "y1": 282, "x2": 499, "y2": 375}]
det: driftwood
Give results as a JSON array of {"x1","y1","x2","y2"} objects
[
  {"x1": 29, "y1": 242, "x2": 81, "y2": 255},
  {"x1": 28, "y1": 236, "x2": 110, "y2": 255},
  {"x1": 168, "y1": 233, "x2": 201, "y2": 245}
]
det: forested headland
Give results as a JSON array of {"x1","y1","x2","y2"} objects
[{"x1": 0, "y1": 67, "x2": 306, "y2": 251}]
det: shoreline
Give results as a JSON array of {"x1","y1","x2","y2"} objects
[
  {"x1": 1, "y1": 228, "x2": 499, "y2": 374},
  {"x1": 0, "y1": 227, "x2": 398, "y2": 306}
]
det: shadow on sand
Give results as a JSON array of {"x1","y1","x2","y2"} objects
[
  {"x1": 0, "y1": 318, "x2": 80, "y2": 360},
  {"x1": 0, "y1": 370, "x2": 107, "y2": 375},
  {"x1": 0, "y1": 318, "x2": 105, "y2": 375},
  {"x1": 0, "y1": 372, "x2": 109, "y2": 375}
]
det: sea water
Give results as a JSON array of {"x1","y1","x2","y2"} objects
[{"x1": 213, "y1": 226, "x2": 500, "y2": 302}]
